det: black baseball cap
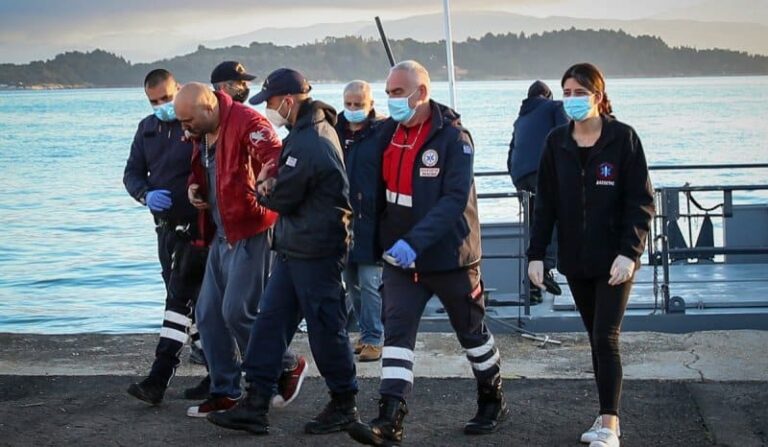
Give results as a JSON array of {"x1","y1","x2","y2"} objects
[
  {"x1": 249, "y1": 68, "x2": 312, "y2": 105},
  {"x1": 210, "y1": 61, "x2": 256, "y2": 84}
]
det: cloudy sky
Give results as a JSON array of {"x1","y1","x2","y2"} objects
[{"x1": 0, "y1": 0, "x2": 758, "y2": 64}]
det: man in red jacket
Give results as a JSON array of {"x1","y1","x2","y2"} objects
[{"x1": 175, "y1": 83, "x2": 306, "y2": 418}]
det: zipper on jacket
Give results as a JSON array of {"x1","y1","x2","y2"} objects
[
  {"x1": 581, "y1": 167, "x2": 587, "y2": 235},
  {"x1": 393, "y1": 146, "x2": 407, "y2": 205},
  {"x1": 357, "y1": 192, "x2": 363, "y2": 219}
]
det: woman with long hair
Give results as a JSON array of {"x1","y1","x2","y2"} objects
[{"x1": 527, "y1": 63, "x2": 655, "y2": 447}]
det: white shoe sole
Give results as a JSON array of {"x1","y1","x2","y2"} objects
[{"x1": 271, "y1": 364, "x2": 307, "y2": 409}]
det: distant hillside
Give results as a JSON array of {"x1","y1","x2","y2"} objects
[{"x1": 2, "y1": 29, "x2": 767, "y2": 88}]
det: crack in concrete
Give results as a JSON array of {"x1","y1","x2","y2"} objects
[{"x1": 684, "y1": 349, "x2": 706, "y2": 382}]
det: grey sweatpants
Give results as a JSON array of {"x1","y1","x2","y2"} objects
[{"x1": 196, "y1": 231, "x2": 297, "y2": 398}]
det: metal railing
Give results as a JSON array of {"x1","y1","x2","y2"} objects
[{"x1": 474, "y1": 163, "x2": 768, "y2": 317}]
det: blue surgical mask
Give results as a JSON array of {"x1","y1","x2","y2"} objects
[
  {"x1": 562, "y1": 96, "x2": 593, "y2": 121},
  {"x1": 388, "y1": 90, "x2": 418, "y2": 123},
  {"x1": 344, "y1": 108, "x2": 367, "y2": 124},
  {"x1": 153, "y1": 101, "x2": 176, "y2": 122}
]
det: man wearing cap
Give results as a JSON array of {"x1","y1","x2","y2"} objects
[
  {"x1": 124, "y1": 68, "x2": 209, "y2": 405},
  {"x1": 207, "y1": 68, "x2": 359, "y2": 436},
  {"x1": 174, "y1": 82, "x2": 306, "y2": 419},
  {"x1": 211, "y1": 61, "x2": 256, "y2": 104}
]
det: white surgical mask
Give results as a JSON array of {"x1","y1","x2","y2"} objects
[{"x1": 265, "y1": 98, "x2": 289, "y2": 128}]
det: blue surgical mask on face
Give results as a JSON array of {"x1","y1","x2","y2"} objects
[
  {"x1": 562, "y1": 95, "x2": 593, "y2": 121},
  {"x1": 344, "y1": 108, "x2": 367, "y2": 124},
  {"x1": 388, "y1": 89, "x2": 418, "y2": 123},
  {"x1": 153, "y1": 101, "x2": 176, "y2": 122}
]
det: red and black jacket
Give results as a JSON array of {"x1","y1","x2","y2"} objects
[{"x1": 378, "y1": 100, "x2": 481, "y2": 273}]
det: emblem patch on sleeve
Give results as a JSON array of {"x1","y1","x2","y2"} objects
[{"x1": 286, "y1": 156, "x2": 298, "y2": 167}]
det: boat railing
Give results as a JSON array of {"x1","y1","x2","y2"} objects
[{"x1": 473, "y1": 163, "x2": 768, "y2": 317}]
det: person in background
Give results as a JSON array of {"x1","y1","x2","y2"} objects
[
  {"x1": 348, "y1": 60, "x2": 507, "y2": 447},
  {"x1": 335, "y1": 80, "x2": 386, "y2": 362},
  {"x1": 210, "y1": 61, "x2": 256, "y2": 104},
  {"x1": 507, "y1": 80, "x2": 568, "y2": 304},
  {"x1": 528, "y1": 63, "x2": 655, "y2": 447},
  {"x1": 207, "y1": 68, "x2": 359, "y2": 436},
  {"x1": 175, "y1": 82, "x2": 306, "y2": 419},
  {"x1": 124, "y1": 69, "x2": 209, "y2": 405}
]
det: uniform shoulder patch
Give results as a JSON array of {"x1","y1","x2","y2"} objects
[
  {"x1": 286, "y1": 156, "x2": 298, "y2": 168},
  {"x1": 463, "y1": 143, "x2": 473, "y2": 155}
]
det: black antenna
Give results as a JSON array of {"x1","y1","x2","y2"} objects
[{"x1": 375, "y1": 16, "x2": 396, "y2": 67}]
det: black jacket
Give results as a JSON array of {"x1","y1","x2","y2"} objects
[
  {"x1": 335, "y1": 111, "x2": 386, "y2": 264},
  {"x1": 528, "y1": 115, "x2": 656, "y2": 278},
  {"x1": 123, "y1": 115, "x2": 197, "y2": 223},
  {"x1": 378, "y1": 100, "x2": 482, "y2": 273},
  {"x1": 507, "y1": 97, "x2": 568, "y2": 183},
  {"x1": 259, "y1": 99, "x2": 352, "y2": 259}
]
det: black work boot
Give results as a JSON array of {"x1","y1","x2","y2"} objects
[
  {"x1": 348, "y1": 395, "x2": 408, "y2": 446},
  {"x1": 305, "y1": 390, "x2": 360, "y2": 434},
  {"x1": 206, "y1": 388, "x2": 271, "y2": 435},
  {"x1": 183, "y1": 375, "x2": 211, "y2": 400},
  {"x1": 127, "y1": 376, "x2": 167, "y2": 405},
  {"x1": 464, "y1": 379, "x2": 509, "y2": 435}
]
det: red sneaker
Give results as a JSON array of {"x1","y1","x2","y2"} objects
[
  {"x1": 186, "y1": 395, "x2": 240, "y2": 418},
  {"x1": 271, "y1": 356, "x2": 308, "y2": 409}
]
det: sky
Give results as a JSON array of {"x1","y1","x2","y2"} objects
[{"x1": 0, "y1": 0, "x2": 751, "y2": 64}]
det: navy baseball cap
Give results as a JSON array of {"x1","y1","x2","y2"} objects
[
  {"x1": 249, "y1": 68, "x2": 312, "y2": 105},
  {"x1": 210, "y1": 61, "x2": 256, "y2": 84}
]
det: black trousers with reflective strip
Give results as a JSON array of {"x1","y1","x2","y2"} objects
[
  {"x1": 149, "y1": 223, "x2": 208, "y2": 384},
  {"x1": 379, "y1": 264, "x2": 501, "y2": 400}
]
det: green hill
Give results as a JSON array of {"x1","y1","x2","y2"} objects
[{"x1": 1, "y1": 29, "x2": 767, "y2": 88}]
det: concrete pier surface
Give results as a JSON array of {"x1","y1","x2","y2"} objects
[{"x1": 1, "y1": 330, "x2": 766, "y2": 446}]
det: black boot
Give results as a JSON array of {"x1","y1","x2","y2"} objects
[
  {"x1": 348, "y1": 395, "x2": 408, "y2": 446},
  {"x1": 183, "y1": 375, "x2": 211, "y2": 400},
  {"x1": 464, "y1": 379, "x2": 509, "y2": 435},
  {"x1": 127, "y1": 376, "x2": 167, "y2": 405},
  {"x1": 305, "y1": 390, "x2": 360, "y2": 434},
  {"x1": 206, "y1": 388, "x2": 270, "y2": 435}
]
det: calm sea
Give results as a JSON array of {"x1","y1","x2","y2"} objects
[{"x1": 1, "y1": 77, "x2": 767, "y2": 333}]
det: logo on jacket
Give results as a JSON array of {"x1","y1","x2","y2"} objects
[
  {"x1": 250, "y1": 131, "x2": 266, "y2": 145},
  {"x1": 422, "y1": 149, "x2": 439, "y2": 167},
  {"x1": 596, "y1": 162, "x2": 616, "y2": 186}
]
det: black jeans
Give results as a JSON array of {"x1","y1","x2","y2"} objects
[
  {"x1": 514, "y1": 172, "x2": 557, "y2": 271},
  {"x1": 567, "y1": 276, "x2": 632, "y2": 416}
]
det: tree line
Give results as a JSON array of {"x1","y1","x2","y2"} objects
[{"x1": 2, "y1": 28, "x2": 767, "y2": 88}]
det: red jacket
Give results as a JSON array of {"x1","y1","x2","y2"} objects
[{"x1": 189, "y1": 92, "x2": 281, "y2": 245}]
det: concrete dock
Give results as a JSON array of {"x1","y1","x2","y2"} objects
[{"x1": 1, "y1": 330, "x2": 766, "y2": 446}]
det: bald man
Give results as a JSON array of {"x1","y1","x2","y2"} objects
[
  {"x1": 335, "y1": 80, "x2": 386, "y2": 362},
  {"x1": 175, "y1": 83, "x2": 306, "y2": 418},
  {"x1": 348, "y1": 61, "x2": 508, "y2": 446}
]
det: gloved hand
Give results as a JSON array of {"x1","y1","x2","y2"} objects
[
  {"x1": 146, "y1": 189, "x2": 172, "y2": 212},
  {"x1": 608, "y1": 254, "x2": 636, "y2": 286},
  {"x1": 386, "y1": 240, "x2": 416, "y2": 268},
  {"x1": 527, "y1": 260, "x2": 545, "y2": 291}
]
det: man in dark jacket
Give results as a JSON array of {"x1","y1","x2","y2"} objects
[
  {"x1": 347, "y1": 60, "x2": 507, "y2": 447},
  {"x1": 176, "y1": 83, "x2": 305, "y2": 418},
  {"x1": 507, "y1": 80, "x2": 568, "y2": 302},
  {"x1": 335, "y1": 80, "x2": 386, "y2": 362},
  {"x1": 124, "y1": 69, "x2": 208, "y2": 405},
  {"x1": 207, "y1": 68, "x2": 359, "y2": 436}
]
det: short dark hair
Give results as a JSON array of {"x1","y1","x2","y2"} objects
[{"x1": 144, "y1": 69, "x2": 174, "y2": 88}]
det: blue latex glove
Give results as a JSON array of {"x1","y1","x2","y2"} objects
[
  {"x1": 387, "y1": 240, "x2": 417, "y2": 268},
  {"x1": 146, "y1": 189, "x2": 172, "y2": 212}
]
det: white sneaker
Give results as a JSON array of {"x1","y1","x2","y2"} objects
[
  {"x1": 589, "y1": 428, "x2": 620, "y2": 447},
  {"x1": 581, "y1": 417, "x2": 621, "y2": 443}
]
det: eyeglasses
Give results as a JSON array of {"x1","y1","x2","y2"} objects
[{"x1": 389, "y1": 122, "x2": 425, "y2": 149}]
